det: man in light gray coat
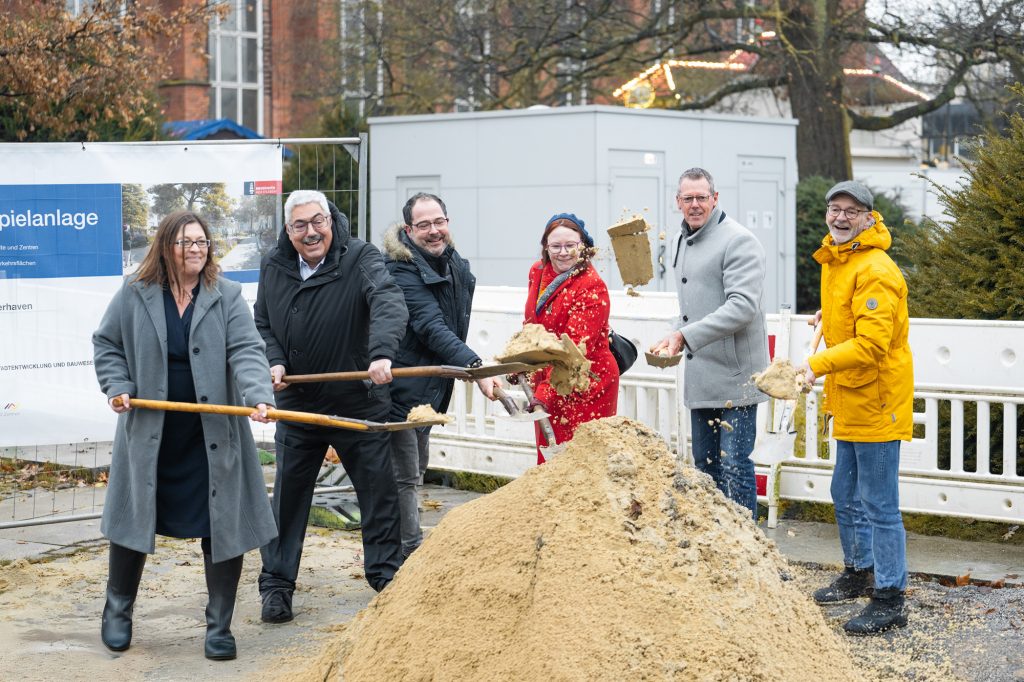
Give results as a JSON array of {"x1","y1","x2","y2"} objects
[{"x1": 651, "y1": 167, "x2": 769, "y2": 519}]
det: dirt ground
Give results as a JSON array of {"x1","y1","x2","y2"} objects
[{"x1": 2, "y1": 526, "x2": 1024, "y2": 680}]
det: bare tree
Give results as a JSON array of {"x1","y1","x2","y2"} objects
[{"x1": 338, "y1": 0, "x2": 1024, "y2": 179}]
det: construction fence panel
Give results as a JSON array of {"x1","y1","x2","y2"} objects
[{"x1": 0, "y1": 137, "x2": 363, "y2": 530}]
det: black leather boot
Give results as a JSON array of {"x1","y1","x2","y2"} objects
[
  {"x1": 812, "y1": 566, "x2": 873, "y2": 604},
  {"x1": 101, "y1": 543, "x2": 147, "y2": 652},
  {"x1": 203, "y1": 552, "x2": 243, "y2": 660},
  {"x1": 843, "y1": 587, "x2": 908, "y2": 635}
]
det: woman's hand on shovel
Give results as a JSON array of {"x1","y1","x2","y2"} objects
[
  {"x1": 109, "y1": 393, "x2": 131, "y2": 413},
  {"x1": 249, "y1": 403, "x2": 273, "y2": 424}
]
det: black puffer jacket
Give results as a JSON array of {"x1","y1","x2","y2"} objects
[
  {"x1": 382, "y1": 224, "x2": 477, "y2": 420},
  {"x1": 254, "y1": 202, "x2": 408, "y2": 421}
]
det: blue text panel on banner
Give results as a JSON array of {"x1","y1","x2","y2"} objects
[{"x1": 0, "y1": 184, "x2": 122, "y2": 279}]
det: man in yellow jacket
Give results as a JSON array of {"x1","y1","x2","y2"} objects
[{"x1": 797, "y1": 180, "x2": 913, "y2": 635}]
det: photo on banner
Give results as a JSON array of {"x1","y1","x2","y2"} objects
[{"x1": 0, "y1": 142, "x2": 282, "y2": 446}]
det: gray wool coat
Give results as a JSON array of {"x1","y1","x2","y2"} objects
[
  {"x1": 93, "y1": 275, "x2": 277, "y2": 562},
  {"x1": 671, "y1": 206, "x2": 769, "y2": 409}
]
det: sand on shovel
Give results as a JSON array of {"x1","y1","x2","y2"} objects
[
  {"x1": 607, "y1": 216, "x2": 654, "y2": 287},
  {"x1": 284, "y1": 417, "x2": 864, "y2": 682},
  {"x1": 496, "y1": 323, "x2": 591, "y2": 396},
  {"x1": 406, "y1": 404, "x2": 454, "y2": 424},
  {"x1": 753, "y1": 358, "x2": 808, "y2": 401}
]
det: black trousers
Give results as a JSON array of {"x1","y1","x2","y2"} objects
[{"x1": 259, "y1": 422, "x2": 402, "y2": 593}]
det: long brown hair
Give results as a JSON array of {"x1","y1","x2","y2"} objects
[{"x1": 135, "y1": 211, "x2": 219, "y2": 293}]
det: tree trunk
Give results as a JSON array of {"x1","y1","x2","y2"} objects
[{"x1": 781, "y1": 0, "x2": 852, "y2": 181}]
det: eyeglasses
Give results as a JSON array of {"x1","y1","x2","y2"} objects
[
  {"x1": 410, "y1": 217, "x2": 449, "y2": 232},
  {"x1": 547, "y1": 241, "x2": 581, "y2": 254},
  {"x1": 287, "y1": 214, "x2": 329, "y2": 234},
  {"x1": 678, "y1": 194, "x2": 711, "y2": 204},
  {"x1": 174, "y1": 238, "x2": 212, "y2": 249},
  {"x1": 826, "y1": 205, "x2": 869, "y2": 220}
]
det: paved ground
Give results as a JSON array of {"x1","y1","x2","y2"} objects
[{"x1": 2, "y1": 484, "x2": 1023, "y2": 681}]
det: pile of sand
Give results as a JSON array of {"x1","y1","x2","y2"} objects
[
  {"x1": 290, "y1": 417, "x2": 863, "y2": 682},
  {"x1": 753, "y1": 358, "x2": 808, "y2": 401}
]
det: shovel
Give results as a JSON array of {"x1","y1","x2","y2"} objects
[
  {"x1": 495, "y1": 333, "x2": 586, "y2": 369},
  {"x1": 113, "y1": 397, "x2": 447, "y2": 431},
  {"x1": 517, "y1": 376, "x2": 565, "y2": 460},
  {"x1": 282, "y1": 362, "x2": 543, "y2": 384}
]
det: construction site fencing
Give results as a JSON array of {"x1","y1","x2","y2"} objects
[{"x1": 0, "y1": 137, "x2": 364, "y2": 531}]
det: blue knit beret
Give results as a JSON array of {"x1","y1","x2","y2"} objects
[{"x1": 544, "y1": 212, "x2": 594, "y2": 247}]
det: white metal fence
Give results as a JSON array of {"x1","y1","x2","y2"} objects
[
  {"x1": 5, "y1": 281, "x2": 1023, "y2": 531},
  {"x1": 429, "y1": 287, "x2": 1024, "y2": 528}
]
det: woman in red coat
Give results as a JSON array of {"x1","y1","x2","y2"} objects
[{"x1": 524, "y1": 213, "x2": 619, "y2": 463}]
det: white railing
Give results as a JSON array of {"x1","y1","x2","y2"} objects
[{"x1": 429, "y1": 287, "x2": 1024, "y2": 528}]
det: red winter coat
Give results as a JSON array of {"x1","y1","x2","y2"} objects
[{"x1": 524, "y1": 260, "x2": 619, "y2": 463}]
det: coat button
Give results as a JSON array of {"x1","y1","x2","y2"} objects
[
  {"x1": 687, "y1": 240, "x2": 694, "y2": 246},
  {"x1": 200, "y1": 396, "x2": 208, "y2": 402},
  {"x1": 686, "y1": 353, "x2": 693, "y2": 360},
  {"x1": 683, "y1": 315, "x2": 689, "y2": 322},
  {"x1": 681, "y1": 277, "x2": 688, "y2": 284},
  {"x1": 291, "y1": 306, "x2": 299, "y2": 313},
  {"x1": 210, "y1": 443, "x2": 218, "y2": 450},
  {"x1": 193, "y1": 347, "x2": 200, "y2": 355},
  {"x1": 211, "y1": 489, "x2": 217, "y2": 497}
]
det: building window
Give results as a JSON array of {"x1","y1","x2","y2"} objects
[
  {"x1": 209, "y1": 0, "x2": 262, "y2": 133},
  {"x1": 65, "y1": 0, "x2": 94, "y2": 14}
]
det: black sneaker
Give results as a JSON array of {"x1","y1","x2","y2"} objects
[
  {"x1": 812, "y1": 567, "x2": 873, "y2": 604},
  {"x1": 260, "y1": 589, "x2": 294, "y2": 624},
  {"x1": 843, "y1": 588, "x2": 908, "y2": 635}
]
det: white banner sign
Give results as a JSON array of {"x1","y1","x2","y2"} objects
[{"x1": 0, "y1": 142, "x2": 282, "y2": 446}]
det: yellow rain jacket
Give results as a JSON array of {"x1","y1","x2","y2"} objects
[{"x1": 808, "y1": 215, "x2": 914, "y2": 442}]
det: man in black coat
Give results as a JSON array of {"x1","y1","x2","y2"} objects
[
  {"x1": 255, "y1": 190, "x2": 408, "y2": 622},
  {"x1": 382, "y1": 192, "x2": 497, "y2": 557}
]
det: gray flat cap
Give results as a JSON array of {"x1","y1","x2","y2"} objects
[{"x1": 825, "y1": 180, "x2": 873, "y2": 210}]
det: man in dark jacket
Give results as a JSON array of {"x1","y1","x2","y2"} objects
[
  {"x1": 254, "y1": 190, "x2": 408, "y2": 623},
  {"x1": 382, "y1": 192, "x2": 497, "y2": 557}
]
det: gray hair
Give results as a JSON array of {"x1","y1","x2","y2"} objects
[
  {"x1": 284, "y1": 190, "x2": 330, "y2": 224},
  {"x1": 677, "y1": 167, "x2": 716, "y2": 195}
]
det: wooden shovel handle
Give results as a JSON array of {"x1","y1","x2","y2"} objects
[
  {"x1": 113, "y1": 397, "x2": 370, "y2": 431},
  {"x1": 810, "y1": 323, "x2": 824, "y2": 354},
  {"x1": 282, "y1": 365, "x2": 470, "y2": 384}
]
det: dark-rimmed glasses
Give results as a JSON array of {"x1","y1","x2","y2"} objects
[
  {"x1": 410, "y1": 217, "x2": 449, "y2": 232},
  {"x1": 826, "y1": 205, "x2": 869, "y2": 220},
  {"x1": 287, "y1": 214, "x2": 329, "y2": 234},
  {"x1": 175, "y1": 238, "x2": 212, "y2": 249}
]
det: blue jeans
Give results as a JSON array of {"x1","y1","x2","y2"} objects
[
  {"x1": 690, "y1": 405, "x2": 758, "y2": 518},
  {"x1": 831, "y1": 439, "x2": 908, "y2": 590}
]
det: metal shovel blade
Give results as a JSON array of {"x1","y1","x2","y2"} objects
[{"x1": 341, "y1": 417, "x2": 451, "y2": 432}]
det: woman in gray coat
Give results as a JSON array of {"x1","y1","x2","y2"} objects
[{"x1": 93, "y1": 210, "x2": 277, "y2": 661}]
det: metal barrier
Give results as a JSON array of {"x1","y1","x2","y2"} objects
[
  {"x1": 429, "y1": 288, "x2": 1024, "y2": 528},
  {"x1": 5, "y1": 278, "x2": 1024, "y2": 531},
  {"x1": 0, "y1": 137, "x2": 366, "y2": 530}
]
